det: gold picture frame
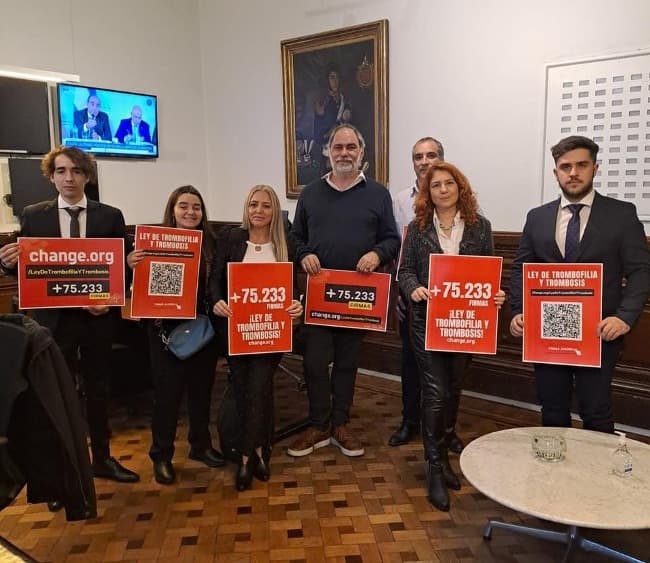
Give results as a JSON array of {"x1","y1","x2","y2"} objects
[{"x1": 281, "y1": 19, "x2": 388, "y2": 198}]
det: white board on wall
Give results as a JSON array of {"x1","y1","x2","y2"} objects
[{"x1": 543, "y1": 51, "x2": 650, "y2": 221}]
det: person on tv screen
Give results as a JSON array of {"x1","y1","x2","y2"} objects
[
  {"x1": 115, "y1": 105, "x2": 151, "y2": 144},
  {"x1": 73, "y1": 94, "x2": 112, "y2": 141}
]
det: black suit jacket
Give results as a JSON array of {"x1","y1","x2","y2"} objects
[
  {"x1": 73, "y1": 109, "x2": 112, "y2": 141},
  {"x1": 510, "y1": 192, "x2": 650, "y2": 327},
  {"x1": 0, "y1": 314, "x2": 96, "y2": 521},
  {"x1": 114, "y1": 118, "x2": 151, "y2": 143},
  {"x1": 16, "y1": 198, "x2": 129, "y2": 332}
]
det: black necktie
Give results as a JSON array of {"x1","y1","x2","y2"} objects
[
  {"x1": 65, "y1": 206, "x2": 83, "y2": 238},
  {"x1": 564, "y1": 203, "x2": 584, "y2": 262}
]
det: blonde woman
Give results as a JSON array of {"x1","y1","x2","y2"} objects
[{"x1": 211, "y1": 185, "x2": 302, "y2": 490}]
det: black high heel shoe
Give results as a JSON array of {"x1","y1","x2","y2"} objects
[
  {"x1": 236, "y1": 457, "x2": 253, "y2": 491},
  {"x1": 252, "y1": 451, "x2": 270, "y2": 482}
]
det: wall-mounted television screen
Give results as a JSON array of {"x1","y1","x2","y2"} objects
[
  {"x1": 8, "y1": 157, "x2": 99, "y2": 218},
  {"x1": 57, "y1": 83, "x2": 158, "y2": 158},
  {"x1": 0, "y1": 77, "x2": 51, "y2": 155}
]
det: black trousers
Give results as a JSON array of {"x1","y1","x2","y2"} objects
[
  {"x1": 146, "y1": 323, "x2": 217, "y2": 462},
  {"x1": 399, "y1": 307, "x2": 420, "y2": 427},
  {"x1": 228, "y1": 353, "x2": 282, "y2": 457},
  {"x1": 410, "y1": 309, "x2": 468, "y2": 461},
  {"x1": 534, "y1": 338, "x2": 623, "y2": 433},
  {"x1": 302, "y1": 324, "x2": 366, "y2": 431},
  {"x1": 53, "y1": 308, "x2": 113, "y2": 462}
]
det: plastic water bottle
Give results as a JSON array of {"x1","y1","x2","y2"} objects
[{"x1": 611, "y1": 431, "x2": 633, "y2": 477}]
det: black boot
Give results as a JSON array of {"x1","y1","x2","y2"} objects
[
  {"x1": 388, "y1": 421, "x2": 417, "y2": 447},
  {"x1": 446, "y1": 430, "x2": 465, "y2": 454},
  {"x1": 426, "y1": 460, "x2": 449, "y2": 512},
  {"x1": 440, "y1": 448, "x2": 461, "y2": 490},
  {"x1": 236, "y1": 456, "x2": 253, "y2": 491},
  {"x1": 252, "y1": 451, "x2": 270, "y2": 482},
  {"x1": 153, "y1": 460, "x2": 176, "y2": 485}
]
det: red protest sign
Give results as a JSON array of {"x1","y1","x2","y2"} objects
[
  {"x1": 425, "y1": 255, "x2": 502, "y2": 354},
  {"x1": 227, "y1": 262, "x2": 294, "y2": 355},
  {"x1": 304, "y1": 268, "x2": 391, "y2": 332},
  {"x1": 18, "y1": 237, "x2": 125, "y2": 309},
  {"x1": 523, "y1": 263, "x2": 602, "y2": 368},
  {"x1": 130, "y1": 225, "x2": 202, "y2": 319}
]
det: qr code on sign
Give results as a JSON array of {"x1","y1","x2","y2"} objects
[
  {"x1": 541, "y1": 302, "x2": 582, "y2": 340},
  {"x1": 148, "y1": 262, "x2": 185, "y2": 296}
]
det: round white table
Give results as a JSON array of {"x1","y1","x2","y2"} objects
[{"x1": 460, "y1": 427, "x2": 650, "y2": 563}]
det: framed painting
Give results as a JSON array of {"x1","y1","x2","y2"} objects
[{"x1": 281, "y1": 20, "x2": 388, "y2": 198}]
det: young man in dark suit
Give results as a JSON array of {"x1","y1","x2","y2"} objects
[
  {"x1": 0, "y1": 147, "x2": 139, "y2": 498},
  {"x1": 510, "y1": 136, "x2": 650, "y2": 433}
]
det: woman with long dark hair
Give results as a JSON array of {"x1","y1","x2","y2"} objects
[
  {"x1": 128, "y1": 185, "x2": 224, "y2": 485},
  {"x1": 399, "y1": 162, "x2": 504, "y2": 511},
  {"x1": 211, "y1": 185, "x2": 302, "y2": 491}
]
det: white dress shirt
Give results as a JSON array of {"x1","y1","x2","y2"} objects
[
  {"x1": 324, "y1": 171, "x2": 365, "y2": 192},
  {"x1": 434, "y1": 210, "x2": 464, "y2": 255},
  {"x1": 393, "y1": 185, "x2": 417, "y2": 238},
  {"x1": 555, "y1": 189, "x2": 595, "y2": 258},
  {"x1": 58, "y1": 195, "x2": 88, "y2": 238}
]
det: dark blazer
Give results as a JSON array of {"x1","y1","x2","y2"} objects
[
  {"x1": 114, "y1": 118, "x2": 151, "y2": 144},
  {"x1": 399, "y1": 214, "x2": 494, "y2": 303},
  {"x1": 73, "y1": 109, "x2": 112, "y2": 141},
  {"x1": 15, "y1": 198, "x2": 129, "y2": 332},
  {"x1": 0, "y1": 314, "x2": 96, "y2": 521},
  {"x1": 510, "y1": 192, "x2": 650, "y2": 327},
  {"x1": 210, "y1": 226, "x2": 298, "y2": 305}
]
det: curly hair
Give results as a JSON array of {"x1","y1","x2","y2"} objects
[
  {"x1": 414, "y1": 161, "x2": 479, "y2": 231},
  {"x1": 41, "y1": 146, "x2": 96, "y2": 182}
]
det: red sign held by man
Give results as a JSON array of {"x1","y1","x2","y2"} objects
[
  {"x1": 523, "y1": 263, "x2": 603, "y2": 368},
  {"x1": 304, "y1": 268, "x2": 391, "y2": 332},
  {"x1": 18, "y1": 237, "x2": 125, "y2": 309}
]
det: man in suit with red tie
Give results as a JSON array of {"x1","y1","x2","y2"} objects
[
  {"x1": 510, "y1": 136, "x2": 650, "y2": 433},
  {"x1": 0, "y1": 147, "x2": 139, "y2": 501}
]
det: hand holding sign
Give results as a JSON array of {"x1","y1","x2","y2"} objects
[
  {"x1": 425, "y1": 255, "x2": 503, "y2": 354},
  {"x1": 227, "y1": 262, "x2": 294, "y2": 355}
]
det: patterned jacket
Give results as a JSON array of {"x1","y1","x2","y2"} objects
[{"x1": 398, "y1": 215, "x2": 494, "y2": 305}]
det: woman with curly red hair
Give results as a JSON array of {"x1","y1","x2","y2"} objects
[{"x1": 399, "y1": 162, "x2": 505, "y2": 511}]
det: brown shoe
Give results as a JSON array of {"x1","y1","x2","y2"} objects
[
  {"x1": 286, "y1": 427, "x2": 330, "y2": 457},
  {"x1": 331, "y1": 425, "x2": 364, "y2": 457}
]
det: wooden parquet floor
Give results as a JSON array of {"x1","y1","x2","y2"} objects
[{"x1": 1, "y1": 362, "x2": 649, "y2": 563}]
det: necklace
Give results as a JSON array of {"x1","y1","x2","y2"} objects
[
  {"x1": 439, "y1": 221, "x2": 455, "y2": 231},
  {"x1": 248, "y1": 240, "x2": 269, "y2": 252}
]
